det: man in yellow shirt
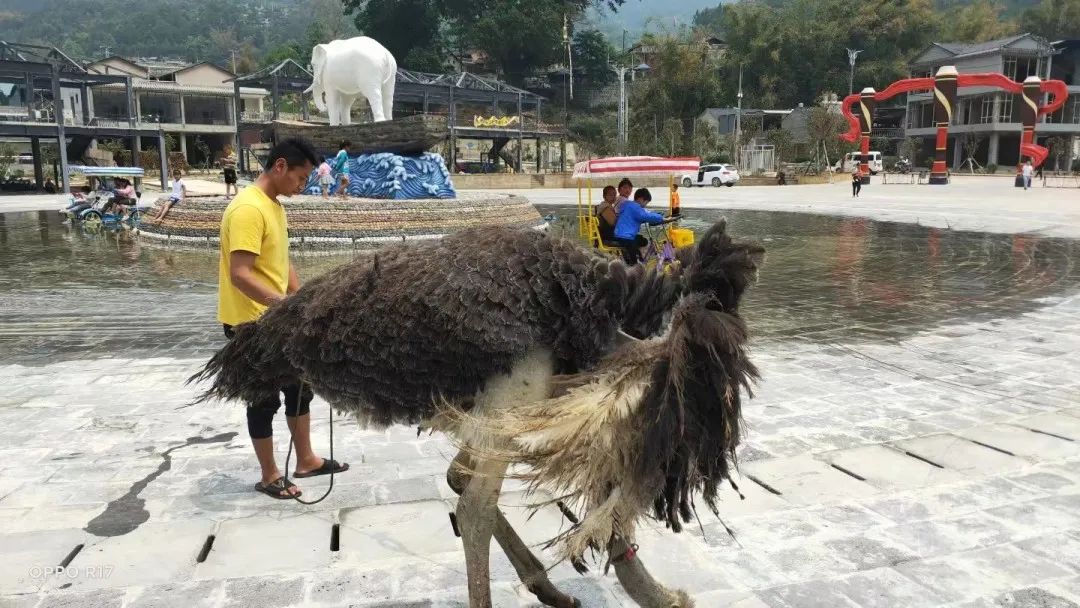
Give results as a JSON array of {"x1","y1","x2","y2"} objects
[{"x1": 218, "y1": 137, "x2": 349, "y2": 499}]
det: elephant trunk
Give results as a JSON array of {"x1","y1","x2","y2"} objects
[{"x1": 307, "y1": 83, "x2": 326, "y2": 113}]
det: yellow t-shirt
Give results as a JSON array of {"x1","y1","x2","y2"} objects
[{"x1": 217, "y1": 185, "x2": 290, "y2": 326}]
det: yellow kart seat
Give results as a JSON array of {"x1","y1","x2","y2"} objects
[
  {"x1": 581, "y1": 216, "x2": 618, "y2": 254},
  {"x1": 667, "y1": 226, "x2": 695, "y2": 249}
]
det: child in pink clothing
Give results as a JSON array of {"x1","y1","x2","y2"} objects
[{"x1": 317, "y1": 157, "x2": 333, "y2": 199}]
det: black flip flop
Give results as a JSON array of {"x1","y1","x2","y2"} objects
[
  {"x1": 255, "y1": 477, "x2": 301, "y2": 499},
  {"x1": 293, "y1": 458, "x2": 350, "y2": 479}
]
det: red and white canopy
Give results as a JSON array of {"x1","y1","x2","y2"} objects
[{"x1": 571, "y1": 156, "x2": 702, "y2": 179}]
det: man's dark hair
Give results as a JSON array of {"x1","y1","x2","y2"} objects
[
  {"x1": 80, "y1": 185, "x2": 92, "y2": 193},
  {"x1": 268, "y1": 138, "x2": 318, "y2": 169},
  {"x1": 634, "y1": 187, "x2": 652, "y2": 203},
  {"x1": 339, "y1": 140, "x2": 351, "y2": 150},
  {"x1": 602, "y1": 185, "x2": 616, "y2": 195},
  {"x1": 618, "y1": 178, "x2": 633, "y2": 189}
]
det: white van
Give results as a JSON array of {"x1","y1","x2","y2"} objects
[{"x1": 837, "y1": 151, "x2": 883, "y2": 175}]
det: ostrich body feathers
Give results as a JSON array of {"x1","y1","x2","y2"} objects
[{"x1": 191, "y1": 221, "x2": 763, "y2": 562}]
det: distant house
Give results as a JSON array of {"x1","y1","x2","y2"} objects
[
  {"x1": 446, "y1": 49, "x2": 498, "y2": 78},
  {"x1": 906, "y1": 33, "x2": 1080, "y2": 169},
  {"x1": 629, "y1": 36, "x2": 726, "y2": 69},
  {"x1": 699, "y1": 107, "x2": 790, "y2": 138},
  {"x1": 86, "y1": 56, "x2": 269, "y2": 164}
]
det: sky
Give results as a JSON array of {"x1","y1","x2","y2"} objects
[{"x1": 585, "y1": 0, "x2": 725, "y2": 44}]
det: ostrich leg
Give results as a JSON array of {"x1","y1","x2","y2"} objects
[
  {"x1": 608, "y1": 536, "x2": 694, "y2": 608},
  {"x1": 447, "y1": 451, "x2": 580, "y2": 608},
  {"x1": 456, "y1": 453, "x2": 509, "y2": 608}
]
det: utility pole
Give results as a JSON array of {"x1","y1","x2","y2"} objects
[
  {"x1": 735, "y1": 63, "x2": 743, "y2": 168},
  {"x1": 564, "y1": 14, "x2": 574, "y2": 100},
  {"x1": 615, "y1": 66, "x2": 627, "y2": 155},
  {"x1": 847, "y1": 48, "x2": 863, "y2": 95},
  {"x1": 231, "y1": 50, "x2": 237, "y2": 74}
]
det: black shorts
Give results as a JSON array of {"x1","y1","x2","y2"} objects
[{"x1": 223, "y1": 167, "x2": 237, "y2": 184}]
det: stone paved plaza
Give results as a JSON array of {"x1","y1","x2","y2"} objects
[{"x1": 1, "y1": 178, "x2": 1079, "y2": 607}]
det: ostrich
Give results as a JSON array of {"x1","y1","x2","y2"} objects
[{"x1": 192, "y1": 220, "x2": 763, "y2": 608}]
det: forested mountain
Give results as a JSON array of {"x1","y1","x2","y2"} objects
[
  {"x1": 1, "y1": 0, "x2": 1076, "y2": 97},
  {"x1": 0, "y1": 0, "x2": 355, "y2": 71}
]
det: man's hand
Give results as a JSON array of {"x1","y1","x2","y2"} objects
[
  {"x1": 287, "y1": 264, "x2": 301, "y2": 295},
  {"x1": 229, "y1": 251, "x2": 286, "y2": 306}
]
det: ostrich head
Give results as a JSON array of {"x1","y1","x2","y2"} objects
[{"x1": 678, "y1": 219, "x2": 764, "y2": 313}]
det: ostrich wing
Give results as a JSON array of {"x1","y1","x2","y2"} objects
[{"x1": 263, "y1": 227, "x2": 629, "y2": 427}]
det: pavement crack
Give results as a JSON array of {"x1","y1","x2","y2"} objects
[{"x1": 83, "y1": 431, "x2": 237, "y2": 537}]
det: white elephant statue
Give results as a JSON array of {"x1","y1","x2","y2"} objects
[{"x1": 306, "y1": 36, "x2": 397, "y2": 126}]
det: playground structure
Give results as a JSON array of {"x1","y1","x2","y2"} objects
[{"x1": 841, "y1": 66, "x2": 1069, "y2": 186}]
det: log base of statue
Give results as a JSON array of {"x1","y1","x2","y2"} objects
[
  {"x1": 1014, "y1": 175, "x2": 1026, "y2": 188},
  {"x1": 265, "y1": 115, "x2": 448, "y2": 156},
  {"x1": 136, "y1": 192, "x2": 544, "y2": 250},
  {"x1": 928, "y1": 175, "x2": 949, "y2": 185}
]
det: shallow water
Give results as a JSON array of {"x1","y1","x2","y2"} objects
[{"x1": 0, "y1": 207, "x2": 1077, "y2": 364}]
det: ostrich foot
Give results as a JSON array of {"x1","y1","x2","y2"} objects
[
  {"x1": 609, "y1": 537, "x2": 695, "y2": 608},
  {"x1": 448, "y1": 451, "x2": 580, "y2": 608}
]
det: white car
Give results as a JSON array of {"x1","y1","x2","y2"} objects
[
  {"x1": 681, "y1": 164, "x2": 740, "y2": 187},
  {"x1": 835, "y1": 151, "x2": 883, "y2": 175}
]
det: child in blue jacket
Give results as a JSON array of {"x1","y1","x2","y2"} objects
[{"x1": 613, "y1": 187, "x2": 672, "y2": 264}]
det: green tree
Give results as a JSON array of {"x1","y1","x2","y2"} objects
[
  {"x1": 945, "y1": 2, "x2": 1019, "y2": 42},
  {"x1": 719, "y1": 0, "x2": 940, "y2": 109},
  {"x1": 344, "y1": 0, "x2": 444, "y2": 71},
  {"x1": 573, "y1": 29, "x2": 616, "y2": 85},
  {"x1": 764, "y1": 128, "x2": 794, "y2": 164},
  {"x1": 193, "y1": 135, "x2": 212, "y2": 170},
  {"x1": 569, "y1": 114, "x2": 616, "y2": 158},
  {"x1": 691, "y1": 117, "x2": 726, "y2": 161},
  {"x1": 1024, "y1": 0, "x2": 1080, "y2": 39},
  {"x1": 444, "y1": 1, "x2": 570, "y2": 84},
  {"x1": 262, "y1": 44, "x2": 304, "y2": 69},
  {"x1": 0, "y1": 143, "x2": 16, "y2": 179},
  {"x1": 805, "y1": 104, "x2": 847, "y2": 169},
  {"x1": 1045, "y1": 135, "x2": 1070, "y2": 171},
  {"x1": 692, "y1": 4, "x2": 725, "y2": 33},
  {"x1": 958, "y1": 131, "x2": 986, "y2": 173},
  {"x1": 899, "y1": 136, "x2": 921, "y2": 163},
  {"x1": 626, "y1": 32, "x2": 724, "y2": 155},
  {"x1": 440, "y1": 0, "x2": 627, "y2": 83}
]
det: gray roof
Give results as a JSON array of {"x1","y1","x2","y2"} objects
[
  {"x1": 913, "y1": 33, "x2": 1054, "y2": 66},
  {"x1": 94, "y1": 79, "x2": 268, "y2": 97},
  {"x1": 935, "y1": 34, "x2": 1029, "y2": 57}
]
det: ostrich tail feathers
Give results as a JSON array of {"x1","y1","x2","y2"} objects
[
  {"x1": 186, "y1": 321, "x2": 295, "y2": 406},
  {"x1": 448, "y1": 293, "x2": 757, "y2": 562}
]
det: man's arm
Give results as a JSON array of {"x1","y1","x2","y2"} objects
[
  {"x1": 229, "y1": 250, "x2": 286, "y2": 306},
  {"x1": 287, "y1": 263, "x2": 300, "y2": 295},
  {"x1": 639, "y1": 206, "x2": 666, "y2": 225}
]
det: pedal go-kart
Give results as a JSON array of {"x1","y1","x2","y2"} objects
[
  {"x1": 59, "y1": 165, "x2": 150, "y2": 227},
  {"x1": 573, "y1": 156, "x2": 699, "y2": 273}
]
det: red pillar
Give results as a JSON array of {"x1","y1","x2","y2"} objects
[
  {"x1": 1015, "y1": 75, "x2": 1041, "y2": 187},
  {"x1": 857, "y1": 87, "x2": 876, "y2": 184},
  {"x1": 929, "y1": 66, "x2": 958, "y2": 185}
]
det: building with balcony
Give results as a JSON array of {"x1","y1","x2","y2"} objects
[
  {"x1": 0, "y1": 42, "x2": 271, "y2": 191},
  {"x1": 86, "y1": 57, "x2": 269, "y2": 165},
  {"x1": 905, "y1": 33, "x2": 1080, "y2": 170}
]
